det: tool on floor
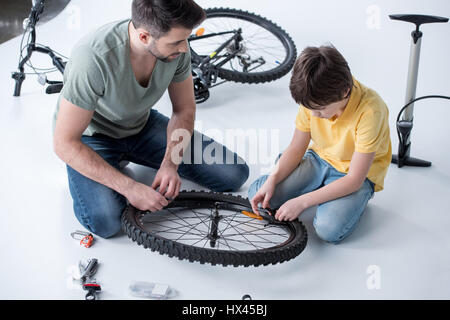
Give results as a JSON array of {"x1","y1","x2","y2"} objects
[
  {"x1": 241, "y1": 210, "x2": 263, "y2": 220},
  {"x1": 83, "y1": 280, "x2": 102, "y2": 300},
  {"x1": 242, "y1": 207, "x2": 278, "y2": 224},
  {"x1": 128, "y1": 281, "x2": 175, "y2": 299},
  {"x1": 71, "y1": 230, "x2": 94, "y2": 248},
  {"x1": 79, "y1": 258, "x2": 101, "y2": 300}
]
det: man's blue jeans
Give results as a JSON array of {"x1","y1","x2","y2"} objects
[
  {"x1": 248, "y1": 150, "x2": 375, "y2": 244},
  {"x1": 67, "y1": 109, "x2": 249, "y2": 238}
]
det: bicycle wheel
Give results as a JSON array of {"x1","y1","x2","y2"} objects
[
  {"x1": 189, "y1": 7, "x2": 297, "y2": 84},
  {"x1": 121, "y1": 191, "x2": 307, "y2": 267}
]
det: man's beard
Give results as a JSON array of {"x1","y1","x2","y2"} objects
[{"x1": 148, "y1": 40, "x2": 179, "y2": 63}]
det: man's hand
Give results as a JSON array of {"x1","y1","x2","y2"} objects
[
  {"x1": 275, "y1": 196, "x2": 308, "y2": 221},
  {"x1": 151, "y1": 162, "x2": 182, "y2": 201},
  {"x1": 125, "y1": 181, "x2": 169, "y2": 212},
  {"x1": 250, "y1": 176, "x2": 277, "y2": 215}
]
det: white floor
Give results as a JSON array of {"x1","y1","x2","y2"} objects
[{"x1": 1, "y1": 0, "x2": 449, "y2": 300}]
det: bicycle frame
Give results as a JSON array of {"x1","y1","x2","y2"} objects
[
  {"x1": 12, "y1": 6, "x2": 268, "y2": 102},
  {"x1": 12, "y1": 0, "x2": 65, "y2": 96},
  {"x1": 188, "y1": 27, "x2": 266, "y2": 102},
  {"x1": 189, "y1": 28, "x2": 243, "y2": 89}
]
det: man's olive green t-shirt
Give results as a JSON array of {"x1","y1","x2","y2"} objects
[{"x1": 53, "y1": 19, "x2": 192, "y2": 139}]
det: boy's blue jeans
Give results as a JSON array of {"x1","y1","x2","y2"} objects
[
  {"x1": 248, "y1": 149, "x2": 375, "y2": 244},
  {"x1": 67, "y1": 109, "x2": 249, "y2": 238}
]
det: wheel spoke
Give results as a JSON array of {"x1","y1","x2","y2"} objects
[
  {"x1": 139, "y1": 203, "x2": 292, "y2": 251},
  {"x1": 126, "y1": 191, "x2": 306, "y2": 267}
]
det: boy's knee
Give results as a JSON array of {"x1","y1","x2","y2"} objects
[
  {"x1": 313, "y1": 213, "x2": 345, "y2": 244},
  {"x1": 247, "y1": 175, "x2": 269, "y2": 200}
]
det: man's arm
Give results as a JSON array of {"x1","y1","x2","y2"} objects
[
  {"x1": 151, "y1": 74, "x2": 196, "y2": 198},
  {"x1": 164, "y1": 73, "x2": 196, "y2": 166},
  {"x1": 54, "y1": 97, "x2": 131, "y2": 194},
  {"x1": 53, "y1": 97, "x2": 168, "y2": 211}
]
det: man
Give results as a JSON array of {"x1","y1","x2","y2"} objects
[{"x1": 53, "y1": 0, "x2": 249, "y2": 238}]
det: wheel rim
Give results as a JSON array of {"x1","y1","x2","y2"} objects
[{"x1": 135, "y1": 202, "x2": 296, "y2": 252}]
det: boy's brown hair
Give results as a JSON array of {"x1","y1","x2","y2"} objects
[{"x1": 289, "y1": 45, "x2": 353, "y2": 109}]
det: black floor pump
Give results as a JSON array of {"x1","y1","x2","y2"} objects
[{"x1": 389, "y1": 14, "x2": 449, "y2": 168}]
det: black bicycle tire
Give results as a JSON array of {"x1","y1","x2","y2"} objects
[
  {"x1": 121, "y1": 191, "x2": 308, "y2": 267},
  {"x1": 198, "y1": 7, "x2": 297, "y2": 84}
]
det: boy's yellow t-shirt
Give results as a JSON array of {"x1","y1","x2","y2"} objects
[{"x1": 295, "y1": 78, "x2": 391, "y2": 192}]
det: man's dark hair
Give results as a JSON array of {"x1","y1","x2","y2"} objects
[
  {"x1": 131, "y1": 0, "x2": 206, "y2": 38},
  {"x1": 289, "y1": 45, "x2": 353, "y2": 109}
]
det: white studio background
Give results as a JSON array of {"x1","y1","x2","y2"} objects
[{"x1": 0, "y1": 0, "x2": 449, "y2": 299}]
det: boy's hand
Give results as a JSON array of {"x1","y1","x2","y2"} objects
[
  {"x1": 275, "y1": 196, "x2": 308, "y2": 221},
  {"x1": 250, "y1": 177, "x2": 277, "y2": 214}
]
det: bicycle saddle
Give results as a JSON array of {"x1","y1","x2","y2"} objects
[{"x1": 389, "y1": 14, "x2": 448, "y2": 29}]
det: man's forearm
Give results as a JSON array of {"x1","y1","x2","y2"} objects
[
  {"x1": 162, "y1": 109, "x2": 195, "y2": 168},
  {"x1": 56, "y1": 140, "x2": 134, "y2": 196}
]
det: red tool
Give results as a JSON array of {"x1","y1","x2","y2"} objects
[{"x1": 71, "y1": 230, "x2": 94, "y2": 248}]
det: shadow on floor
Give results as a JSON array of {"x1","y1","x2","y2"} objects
[{"x1": 0, "y1": 0, "x2": 71, "y2": 44}]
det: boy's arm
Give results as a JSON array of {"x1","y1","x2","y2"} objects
[
  {"x1": 250, "y1": 128, "x2": 310, "y2": 213},
  {"x1": 302, "y1": 151, "x2": 375, "y2": 206},
  {"x1": 275, "y1": 150, "x2": 375, "y2": 221},
  {"x1": 270, "y1": 128, "x2": 311, "y2": 184}
]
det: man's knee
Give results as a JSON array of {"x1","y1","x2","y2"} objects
[
  {"x1": 215, "y1": 162, "x2": 249, "y2": 192},
  {"x1": 74, "y1": 203, "x2": 125, "y2": 239},
  {"x1": 91, "y1": 213, "x2": 123, "y2": 239},
  {"x1": 70, "y1": 182, "x2": 127, "y2": 239}
]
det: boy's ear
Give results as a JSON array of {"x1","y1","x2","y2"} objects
[{"x1": 344, "y1": 87, "x2": 351, "y2": 98}]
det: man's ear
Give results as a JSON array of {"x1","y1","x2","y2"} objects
[{"x1": 138, "y1": 29, "x2": 152, "y2": 45}]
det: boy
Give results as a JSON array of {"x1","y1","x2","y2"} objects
[{"x1": 248, "y1": 45, "x2": 391, "y2": 244}]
